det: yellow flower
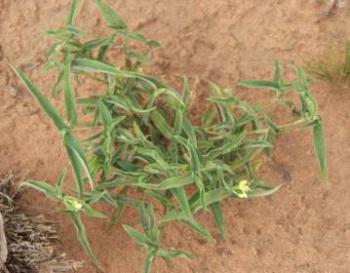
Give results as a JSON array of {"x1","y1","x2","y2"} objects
[
  {"x1": 63, "y1": 196, "x2": 83, "y2": 212},
  {"x1": 233, "y1": 180, "x2": 251, "y2": 199},
  {"x1": 238, "y1": 180, "x2": 250, "y2": 193}
]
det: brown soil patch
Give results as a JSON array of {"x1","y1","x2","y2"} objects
[{"x1": 1, "y1": 1, "x2": 350, "y2": 272}]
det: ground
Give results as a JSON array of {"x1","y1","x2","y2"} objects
[{"x1": 1, "y1": 0, "x2": 350, "y2": 272}]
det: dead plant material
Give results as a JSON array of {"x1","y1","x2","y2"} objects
[{"x1": 0, "y1": 173, "x2": 83, "y2": 273}]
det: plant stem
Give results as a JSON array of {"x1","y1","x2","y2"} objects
[{"x1": 251, "y1": 117, "x2": 313, "y2": 135}]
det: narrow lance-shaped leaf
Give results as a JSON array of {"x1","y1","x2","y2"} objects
[
  {"x1": 145, "y1": 190, "x2": 173, "y2": 210},
  {"x1": 11, "y1": 66, "x2": 67, "y2": 131},
  {"x1": 81, "y1": 36, "x2": 115, "y2": 52},
  {"x1": 210, "y1": 202, "x2": 226, "y2": 239},
  {"x1": 63, "y1": 54, "x2": 77, "y2": 126},
  {"x1": 72, "y1": 59, "x2": 156, "y2": 90},
  {"x1": 52, "y1": 71, "x2": 64, "y2": 97},
  {"x1": 96, "y1": 0, "x2": 127, "y2": 30},
  {"x1": 22, "y1": 180, "x2": 60, "y2": 201},
  {"x1": 182, "y1": 219, "x2": 213, "y2": 241},
  {"x1": 247, "y1": 184, "x2": 283, "y2": 199},
  {"x1": 140, "y1": 203, "x2": 159, "y2": 242},
  {"x1": 72, "y1": 58, "x2": 132, "y2": 76},
  {"x1": 151, "y1": 110, "x2": 173, "y2": 139},
  {"x1": 69, "y1": 213, "x2": 103, "y2": 271},
  {"x1": 157, "y1": 249, "x2": 193, "y2": 260},
  {"x1": 82, "y1": 203, "x2": 107, "y2": 218},
  {"x1": 344, "y1": 41, "x2": 350, "y2": 75},
  {"x1": 272, "y1": 61, "x2": 283, "y2": 93},
  {"x1": 239, "y1": 80, "x2": 279, "y2": 90},
  {"x1": 312, "y1": 119, "x2": 328, "y2": 182},
  {"x1": 294, "y1": 65, "x2": 310, "y2": 90},
  {"x1": 56, "y1": 168, "x2": 67, "y2": 197},
  {"x1": 64, "y1": 132, "x2": 95, "y2": 195},
  {"x1": 65, "y1": 139, "x2": 84, "y2": 197},
  {"x1": 98, "y1": 100, "x2": 113, "y2": 128},
  {"x1": 171, "y1": 187, "x2": 194, "y2": 221},
  {"x1": 98, "y1": 45, "x2": 109, "y2": 61},
  {"x1": 161, "y1": 187, "x2": 232, "y2": 223},
  {"x1": 66, "y1": 0, "x2": 80, "y2": 27},
  {"x1": 122, "y1": 225, "x2": 155, "y2": 248},
  {"x1": 159, "y1": 176, "x2": 194, "y2": 190},
  {"x1": 182, "y1": 76, "x2": 190, "y2": 106},
  {"x1": 108, "y1": 203, "x2": 125, "y2": 229},
  {"x1": 174, "y1": 109, "x2": 184, "y2": 136},
  {"x1": 204, "y1": 132, "x2": 246, "y2": 160},
  {"x1": 117, "y1": 30, "x2": 160, "y2": 48}
]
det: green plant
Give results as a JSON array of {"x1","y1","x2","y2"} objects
[
  {"x1": 309, "y1": 41, "x2": 350, "y2": 86},
  {"x1": 12, "y1": 1, "x2": 328, "y2": 272}
]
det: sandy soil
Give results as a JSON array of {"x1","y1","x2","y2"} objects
[{"x1": 1, "y1": 0, "x2": 350, "y2": 272}]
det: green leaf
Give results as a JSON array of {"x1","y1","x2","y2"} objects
[
  {"x1": 64, "y1": 141, "x2": 84, "y2": 196},
  {"x1": 82, "y1": 203, "x2": 106, "y2": 218},
  {"x1": 239, "y1": 80, "x2": 279, "y2": 90},
  {"x1": 151, "y1": 110, "x2": 173, "y2": 139},
  {"x1": 183, "y1": 219, "x2": 212, "y2": 241},
  {"x1": 140, "y1": 203, "x2": 155, "y2": 233},
  {"x1": 140, "y1": 203, "x2": 159, "y2": 241},
  {"x1": 161, "y1": 187, "x2": 233, "y2": 223},
  {"x1": 210, "y1": 202, "x2": 226, "y2": 239},
  {"x1": 174, "y1": 109, "x2": 184, "y2": 136},
  {"x1": 108, "y1": 204, "x2": 125, "y2": 229},
  {"x1": 240, "y1": 140, "x2": 272, "y2": 150},
  {"x1": 56, "y1": 168, "x2": 67, "y2": 195},
  {"x1": 98, "y1": 45, "x2": 109, "y2": 61},
  {"x1": 12, "y1": 66, "x2": 67, "y2": 131},
  {"x1": 72, "y1": 58, "x2": 147, "y2": 81},
  {"x1": 294, "y1": 65, "x2": 310, "y2": 90},
  {"x1": 22, "y1": 180, "x2": 59, "y2": 201},
  {"x1": 81, "y1": 36, "x2": 115, "y2": 52},
  {"x1": 159, "y1": 176, "x2": 194, "y2": 190},
  {"x1": 96, "y1": 0, "x2": 127, "y2": 30},
  {"x1": 86, "y1": 190, "x2": 107, "y2": 204},
  {"x1": 248, "y1": 184, "x2": 283, "y2": 198},
  {"x1": 157, "y1": 249, "x2": 193, "y2": 260},
  {"x1": 69, "y1": 213, "x2": 102, "y2": 271},
  {"x1": 182, "y1": 76, "x2": 190, "y2": 106},
  {"x1": 204, "y1": 132, "x2": 246, "y2": 160},
  {"x1": 202, "y1": 106, "x2": 217, "y2": 126},
  {"x1": 66, "y1": 0, "x2": 80, "y2": 27},
  {"x1": 312, "y1": 119, "x2": 328, "y2": 182},
  {"x1": 145, "y1": 190, "x2": 173, "y2": 210},
  {"x1": 72, "y1": 58, "x2": 128, "y2": 75},
  {"x1": 98, "y1": 100, "x2": 113, "y2": 127},
  {"x1": 192, "y1": 188, "x2": 232, "y2": 213},
  {"x1": 63, "y1": 54, "x2": 77, "y2": 126},
  {"x1": 64, "y1": 132, "x2": 95, "y2": 195},
  {"x1": 125, "y1": 48, "x2": 149, "y2": 64},
  {"x1": 122, "y1": 225, "x2": 155, "y2": 248},
  {"x1": 45, "y1": 26, "x2": 84, "y2": 37},
  {"x1": 52, "y1": 71, "x2": 64, "y2": 97},
  {"x1": 172, "y1": 187, "x2": 193, "y2": 221},
  {"x1": 118, "y1": 30, "x2": 160, "y2": 48},
  {"x1": 272, "y1": 61, "x2": 283, "y2": 91}
]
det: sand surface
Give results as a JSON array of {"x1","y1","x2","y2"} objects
[{"x1": 1, "y1": 0, "x2": 350, "y2": 272}]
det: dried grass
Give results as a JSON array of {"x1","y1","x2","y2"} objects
[{"x1": 0, "y1": 173, "x2": 82, "y2": 273}]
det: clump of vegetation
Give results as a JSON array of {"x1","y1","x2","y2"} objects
[
  {"x1": 309, "y1": 41, "x2": 350, "y2": 86},
  {"x1": 12, "y1": 0, "x2": 328, "y2": 272},
  {"x1": 0, "y1": 173, "x2": 82, "y2": 273}
]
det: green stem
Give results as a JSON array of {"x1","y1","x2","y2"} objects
[{"x1": 250, "y1": 117, "x2": 313, "y2": 135}]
